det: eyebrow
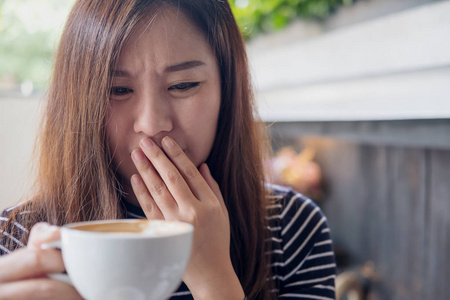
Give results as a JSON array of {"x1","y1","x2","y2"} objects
[
  {"x1": 165, "y1": 60, "x2": 205, "y2": 72},
  {"x1": 111, "y1": 60, "x2": 206, "y2": 78},
  {"x1": 111, "y1": 69, "x2": 131, "y2": 77}
]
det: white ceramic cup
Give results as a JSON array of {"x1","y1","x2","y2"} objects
[{"x1": 42, "y1": 219, "x2": 193, "y2": 300}]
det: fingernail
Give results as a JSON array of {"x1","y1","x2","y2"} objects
[
  {"x1": 141, "y1": 138, "x2": 154, "y2": 149},
  {"x1": 34, "y1": 222, "x2": 50, "y2": 232},
  {"x1": 163, "y1": 136, "x2": 174, "y2": 148},
  {"x1": 131, "y1": 174, "x2": 141, "y2": 185},
  {"x1": 132, "y1": 150, "x2": 145, "y2": 162},
  {"x1": 34, "y1": 223, "x2": 59, "y2": 238}
]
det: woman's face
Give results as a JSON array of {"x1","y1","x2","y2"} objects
[{"x1": 106, "y1": 7, "x2": 221, "y2": 200}]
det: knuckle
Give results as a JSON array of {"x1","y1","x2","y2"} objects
[
  {"x1": 148, "y1": 148, "x2": 162, "y2": 160},
  {"x1": 150, "y1": 183, "x2": 166, "y2": 196},
  {"x1": 185, "y1": 207, "x2": 201, "y2": 225},
  {"x1": 184, "y1": 165, "x2": 198, "y2": 180},
  {"x1": 143, "y1": 201, "x2": 154, "y2": 214},
  {"x1": 171, "y1": 147, "x2": 184, "y2": 158},
  {"x1": 167, "y1": 170, "x2": 180, "y2": 184},
  {"x1": 137, "y1": 159, "x2": 151, "y2": 172},
  {"x1": 25, "y1": 249, "x2": 44, "y2": 271},
  {"x1": 134, "y1": 182, "x2": 148, "y2": 196}
]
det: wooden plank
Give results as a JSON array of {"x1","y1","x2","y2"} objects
[
  {"x1": 266, "y1": 119, "x2": 450, "y2": 151},
  {"x1": 270, "y1": 125, "x2": 450, "y2": 299},
  {"x1": 385, "y1": 148, "x2": 427, "y2": 299},
  {"x1": 425, "y1": 150, "x2": 450, "y2": 299},
  {"x1": 358, "y1": 145, "x2": 388, "y2": 282},
  {"x1": 295, "y1": 137, "x2": 430, "y2": 299},
  {"x1": 297, "y1": 138, "x2": 367, "y2": 265}
]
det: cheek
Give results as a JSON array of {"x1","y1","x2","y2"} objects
[
  {"x1": 105, "y1": 119, "x2": 136, "y2": 179},
  {"x1": 105, "y1": 105, "x2": 133, "y2": 149},
  {"x1": 105, "y1": 110, "x2": 130, "y2": 164},
  {"x1": 185, "y1": 98, "x2": 220, "y2": 164}
]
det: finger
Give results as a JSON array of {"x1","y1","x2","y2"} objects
[
  {"x1": 0, "y1": 278, "x2": 83, "y2": 300},
  {"x1": 130, "y1": 174, "x2": 164, "y2": 220},
  {"x1": 0, "y1": 247, "x2": 65, "y2": 283},
  {"x1": 131, "y1": 148, "x2": 178, "y2": 215},
  {"x1": 28, "y1": 223, "x2": 60, "y2": 250},
  {"x1": 139, "y1": 138, "x2": 196, "y2": 206},
  {"x1": 160, "y1": 136, "x2": 216, "y2": 202},
  {"x1": 199, "y1": 163, "x2": 227, "y2": 213}
]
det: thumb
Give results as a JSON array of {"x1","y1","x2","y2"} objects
[{"x1": 28, "y1": 222, "x2": 61, "y2": 250}]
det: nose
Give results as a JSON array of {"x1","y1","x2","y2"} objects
[{"x1": 133, "y1": 92, "x2": 173, "y2": 138}]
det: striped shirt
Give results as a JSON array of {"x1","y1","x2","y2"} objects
[{"x1": 0, "y1": 185, "x2": 336, "y2": 299}]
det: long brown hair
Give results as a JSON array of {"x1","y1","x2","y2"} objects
[{"x1": 5, "y1": 0, "x2": 272, "y2": 298}]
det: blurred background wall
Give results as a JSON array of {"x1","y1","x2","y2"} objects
[{"x1": 0, "y1": 97, "x2": 40, "y2": 209}]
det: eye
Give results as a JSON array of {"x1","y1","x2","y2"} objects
[
  {"x1": 168, "y1": 82, "x2": 200, "y2": 92},
  {"x1": 111, "y1": 87, "x2": 133, "y2": 96},
  {"x1": 110, "y1": 86, "x2": 133, "y2": 100}
]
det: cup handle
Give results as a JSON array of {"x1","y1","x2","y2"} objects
[{"x1": 40, "y1": 240, "x2": 73, "y2": 286}]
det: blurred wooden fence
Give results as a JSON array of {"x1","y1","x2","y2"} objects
[{"x1": 268, "y1": 119, "x2": 450, "y2": 299}]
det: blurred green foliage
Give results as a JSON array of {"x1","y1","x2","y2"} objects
[
  {"x1": 0, "y1": 26, "x2": 54, "y2": 86},
  {"x1": 230, "y1": 0, "x2": 354, "y2": 38},
  {"x1": 0, "y1": 0, "x2": 73, "y2": 87}
]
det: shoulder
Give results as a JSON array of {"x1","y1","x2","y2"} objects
[
  {"x1": 266, "y1": 183, "x2": 327, "y2": 229},
  {"x1": 265, "y1": 184, "x2": 336, "y2": 294},
  {"x1": 0, "y1": 202, "x2": 34, "y2": 255}
]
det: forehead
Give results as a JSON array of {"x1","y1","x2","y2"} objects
[{"x1": 117, "y1": 6, "x2": 214, "y2": 70}]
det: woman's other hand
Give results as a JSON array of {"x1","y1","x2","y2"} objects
[
  {"x1": 0, "y1": 223, "x2": 82, "y2": 300},
  {"x1": 131, "y1": 136, "x2": 245, "y2": 300}
]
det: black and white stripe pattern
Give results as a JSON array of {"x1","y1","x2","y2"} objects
[
  {"x1": 0, "y1": 185, "x2": 336, "y2": 299},
  {"x1": 0, "y1": 205, "x2": 32, "y2": 254},
  {"x1": 263, "y1": 185, "x2": 336, "y2": 299}
]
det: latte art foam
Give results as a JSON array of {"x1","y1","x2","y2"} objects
[{"x1": 71, "y1": 220, "x2": 189, "y2": 236}]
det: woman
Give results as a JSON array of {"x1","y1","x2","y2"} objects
[{"x1": 0, "y1": 0, "x2": 336, "y2": 299}]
